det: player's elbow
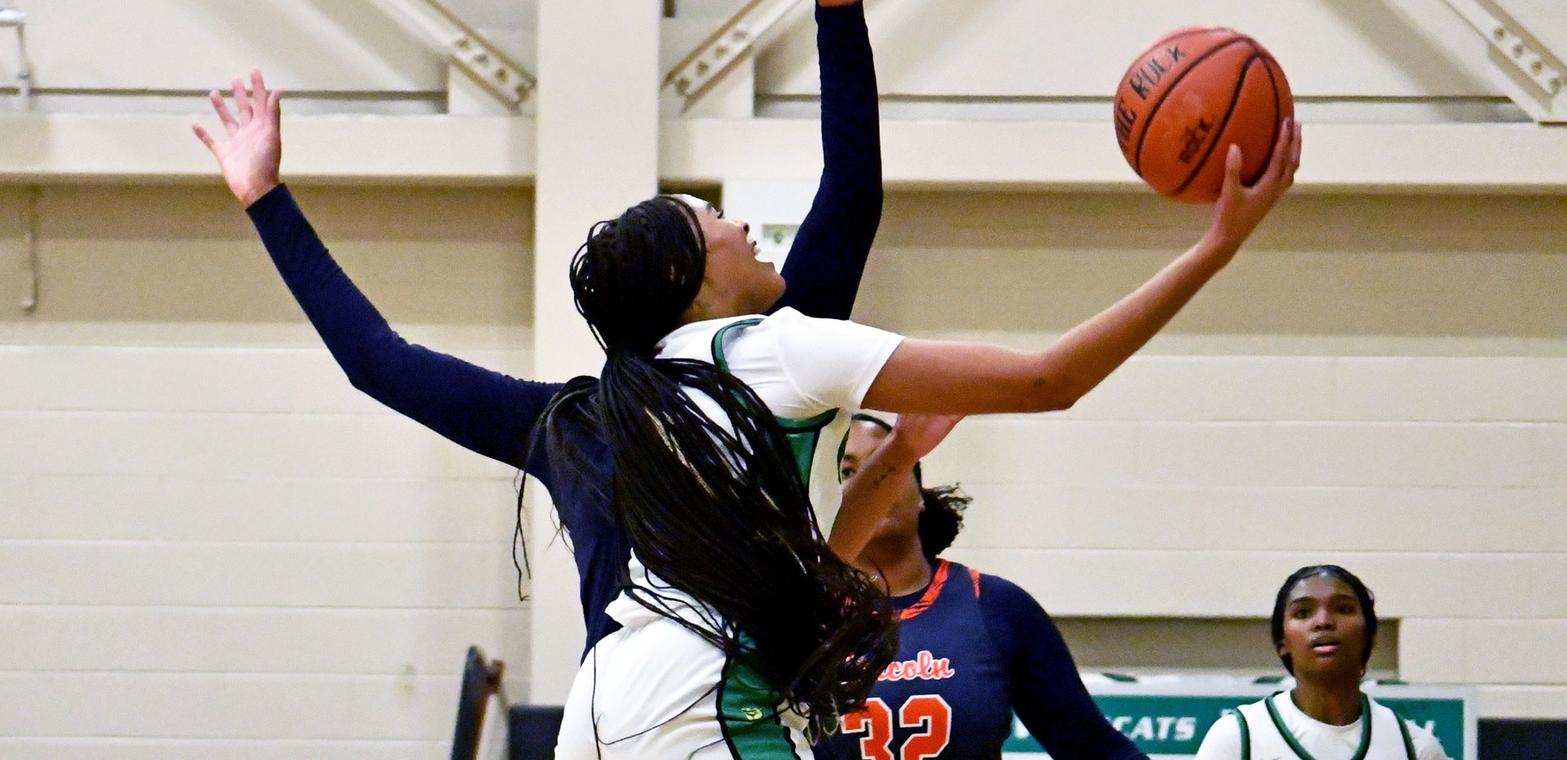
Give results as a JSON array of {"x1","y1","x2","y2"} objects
[
  {"x1": 1022, "y1": 371, "x2": 1090, "y2": 413},
  {"x1": 1022, "y1": 380, "x2": 1077, "y2": 413},
  {"x1": 342, "y1": 362, "x2": 380, "y2": 396}
]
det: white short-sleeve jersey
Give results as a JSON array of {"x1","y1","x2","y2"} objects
[
  {"x1": 603, "y1": 307, "x2": 903, "y2": 632},
  {"x1": 1194, "y1": 692, "x2": 1450, "y2": 760}
]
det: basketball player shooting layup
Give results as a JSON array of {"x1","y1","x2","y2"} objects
[{"x1": 193, "y1": 7, "x2": 1301, "y2": 758}]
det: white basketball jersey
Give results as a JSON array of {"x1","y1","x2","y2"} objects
[{"x1": 1231, "y1": 692, "x2": 1428, "y2": 760}]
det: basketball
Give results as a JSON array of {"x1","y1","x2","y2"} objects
[{"x1": 1113, "y1": 27, "x2": 1294, "y2": 203}]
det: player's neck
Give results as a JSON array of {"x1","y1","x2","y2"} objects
[
  {"x1": 862, "y1": 539, "x2": 933, "y2": 597},
  {"x1": 1288, "y1": 681, "x2": 1363, "y2": 726}
]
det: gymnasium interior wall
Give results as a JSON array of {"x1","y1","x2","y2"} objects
[{"x1": 0, "y1": 0, "x2": 1563, "y2": 756}]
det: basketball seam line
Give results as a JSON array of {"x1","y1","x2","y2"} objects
[
  {"x1": 1171, "y1": 53, "x2": 1262, "y2": 198},
  {"x1": 1132, "y1": 36, "x2": 1251, "y2": 176},
  {"x1": 1249, "y1": 51, "x2": 1285, "y2": 187}
]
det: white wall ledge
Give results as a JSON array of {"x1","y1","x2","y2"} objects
[{"x1": 2, "y1": 113, "x2": 1565, "y2": 193}]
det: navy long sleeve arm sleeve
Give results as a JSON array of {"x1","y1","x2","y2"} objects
[
  {"x1": 982, "y1": 576, "x2": 1148, "y2": 760},
  {"x1": 241, "y1": 6, "x2": 877, "y2": 483},
  {"x1": 772, "y1": 2, "x2": 882, "y2": 321},
  {"x1": 246, "y1": 186, "x2": 562, "y2": 481}
]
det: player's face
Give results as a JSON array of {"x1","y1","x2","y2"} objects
[
  {"x1": 1278, "y1": 575, "x2": 1368, "y2": 683},
  {"x1": 840, "y1": 421, "x2": 925, "y2": 543},
  {"x1": 673, "y1": 195, "x2": 784, "y2": 317}
]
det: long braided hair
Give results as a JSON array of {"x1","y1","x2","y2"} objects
[{"x1": 533, "y1": 196, "x2": 896, "y2": 738}]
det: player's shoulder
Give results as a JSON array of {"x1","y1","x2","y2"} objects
[
  {"x1": 760, "y1": 305, "x2": 824, "y2": 329},
  {"x1": 972, "y1": 568, "x2": 1039, "y2": 607},
  {"x1": 1193, "y1": 711, "x2": 1245, "y2": 759},
  {"x1": 966, "y1": 568, "x2": 1055, "y2": 634}
]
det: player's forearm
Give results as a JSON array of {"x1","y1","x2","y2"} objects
[
  {"x1": 817, "y1": 0, "x2": 880, "y2": 199},
  {"x1": 829, "y1": 431, "x2": 920, "y2": 563},
  {"x1": 774, "y1": 0, "x2": 882, "y2": 320},
  {"x1": 1033, "y1": 233, "x2": 1237, "y2": 408}
]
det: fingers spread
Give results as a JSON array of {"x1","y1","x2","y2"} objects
[
  {"x1": 192, "y1": 123, "x2": 218, "y2": 153},
  {"x1": 231, "y1": 76, "x2": 252, "y2": 125},
  {"x1": 249, "y1": 69, "x2": 270, "y2": 114},
  {"x1": 209, "y1": 90, "x2": 240, "y2": 135}
]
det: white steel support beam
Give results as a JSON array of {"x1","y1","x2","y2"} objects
[
  {"x1": 378, "y1": 0, "x2": 536, "y2": 111},
  {"x1": 0, "y1": 7, "x2": 30, "y2": 103},
  {"x1": 663, "y1": 0, "x2": 800, "y2": 110},
  {"x1": 530, "y1": 0, "x2": 660, "y2": 704},
  {"x1": 1430, "y1": 0, "x2": 1567, "y2": 121}
]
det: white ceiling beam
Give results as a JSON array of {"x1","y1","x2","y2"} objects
[
  {"x1": 0, "y1": 114, "x2": 534, "y2": 185},
  {"x1": 5, "y1": 114, "x2": 1567, "y2": 194},
  {"x1": 664, "y1": 119, "x2": 1567, "y2": 193},
  {"x1": 662, "y1": 0, "x2": 801, "y2": 111},
  {"x1": 1409, "y1": 0, "x2": 1566, "y2": 122},
  {"x1": 377, "y1": 0, "x2": 536, "y2": 111}
]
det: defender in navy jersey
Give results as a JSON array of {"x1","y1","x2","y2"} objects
[
  {"x1": 209, "y1": 0, "x2": 891, "y2": 664},
  {"x1": 830, "y1": 416, "x2": 1146, "y2": 760}
]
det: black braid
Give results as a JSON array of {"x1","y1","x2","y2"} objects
[{"x1": 523, "y1": 196, "x2": 896, "y2": 739}]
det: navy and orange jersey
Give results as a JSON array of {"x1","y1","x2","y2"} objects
[{"x1": 827, "y1": 561, "x2": 1145, "y2": 760}]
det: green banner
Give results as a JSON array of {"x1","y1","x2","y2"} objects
[{"x1": 1000, "y1": 688, "x2": 1469, "y2": 759}]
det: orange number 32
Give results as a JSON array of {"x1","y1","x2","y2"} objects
[{"x1": 840, "y1": 695, "x2": 953, "y2": 760}]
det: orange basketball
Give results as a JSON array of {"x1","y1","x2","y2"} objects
[{"x1": 1113, "y1": 27, "x2": 1294, "y2": 203}]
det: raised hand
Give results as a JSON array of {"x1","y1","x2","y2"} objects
[
  {"x1": 193, "y1": 68, "x2": 282, "y2": 207},
  {"x1": 1207, "y1": 118, "x2": 1303, "y2": 251}
]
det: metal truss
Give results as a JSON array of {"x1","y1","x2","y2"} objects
[
  {"x1": 663, "y1": 0, "x2": 799, "y2": 109},
  {"x1": 1411, "y1": 0, "x2": 1565, "y2": 121},
  {"x1": 378, "y1": 0, "x2": 536, "y2": 111}
]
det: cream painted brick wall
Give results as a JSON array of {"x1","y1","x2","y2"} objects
[
  {"x1": 1, "y1": 186, "x2": 535, "y2": 754},
  {"x1": 863, "y1": 189, "x2": 1567, "y2": 718},
  {"x1": 4, "y1": 179, "x2": 1565, "y2": 756}
]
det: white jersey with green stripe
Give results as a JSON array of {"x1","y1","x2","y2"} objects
[
  {"x1": 604, "y1": 307, "x2": 903, "y2": 633},
  {"x1": 1195, "y1": 692, "x2": 1450, "y2": 760}
]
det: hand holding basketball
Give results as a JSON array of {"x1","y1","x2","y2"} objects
[
  {"x1": 1114, "y1": 28, "x2": 1294, "y2": 203},
  {"x1": 193, "y1": 68, "x2": 283, "y2": 207},
  {"x1": 1208, "y1": 118, "x2": 1303, "y2": 250}
]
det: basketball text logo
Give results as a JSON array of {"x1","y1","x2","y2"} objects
[
  {"x1": 1127, "y1": 45, "x2": 1189, "y2": 100},
  {"x1": 1178, "y1": 117, "x2": 1215, "y2": 163},
  {"x1": 877, "y1": 650, "x2": 956, "y2": 682}
]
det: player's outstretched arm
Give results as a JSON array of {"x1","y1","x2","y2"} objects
[
  {"x1": 863, "y1": 120, "x2": 1302, "y2": 415},
  {"x1": 194, "y1": 71, "x2": 563, "y2": 471},
  {"x1": 829, "y1": 413, "x2": 962, "y2": 563},
  {"x1": 773, "y1": 0, "x2": 883, "y2": 320},
  {"x1": 992, "y1": 579, "x2": 1150, "y2": 760}
]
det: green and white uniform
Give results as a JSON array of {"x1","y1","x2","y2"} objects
[
  {"x1": 1195, "y1": 692, "x2": 1450, "y2": 760},
  {"x1": 556, "y1": 308, "x2": 903, "y2": 760}
]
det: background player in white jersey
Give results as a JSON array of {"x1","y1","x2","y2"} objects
[{"x1": 1194, "y1": 565, "x2": 1450, "y2": 760}]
